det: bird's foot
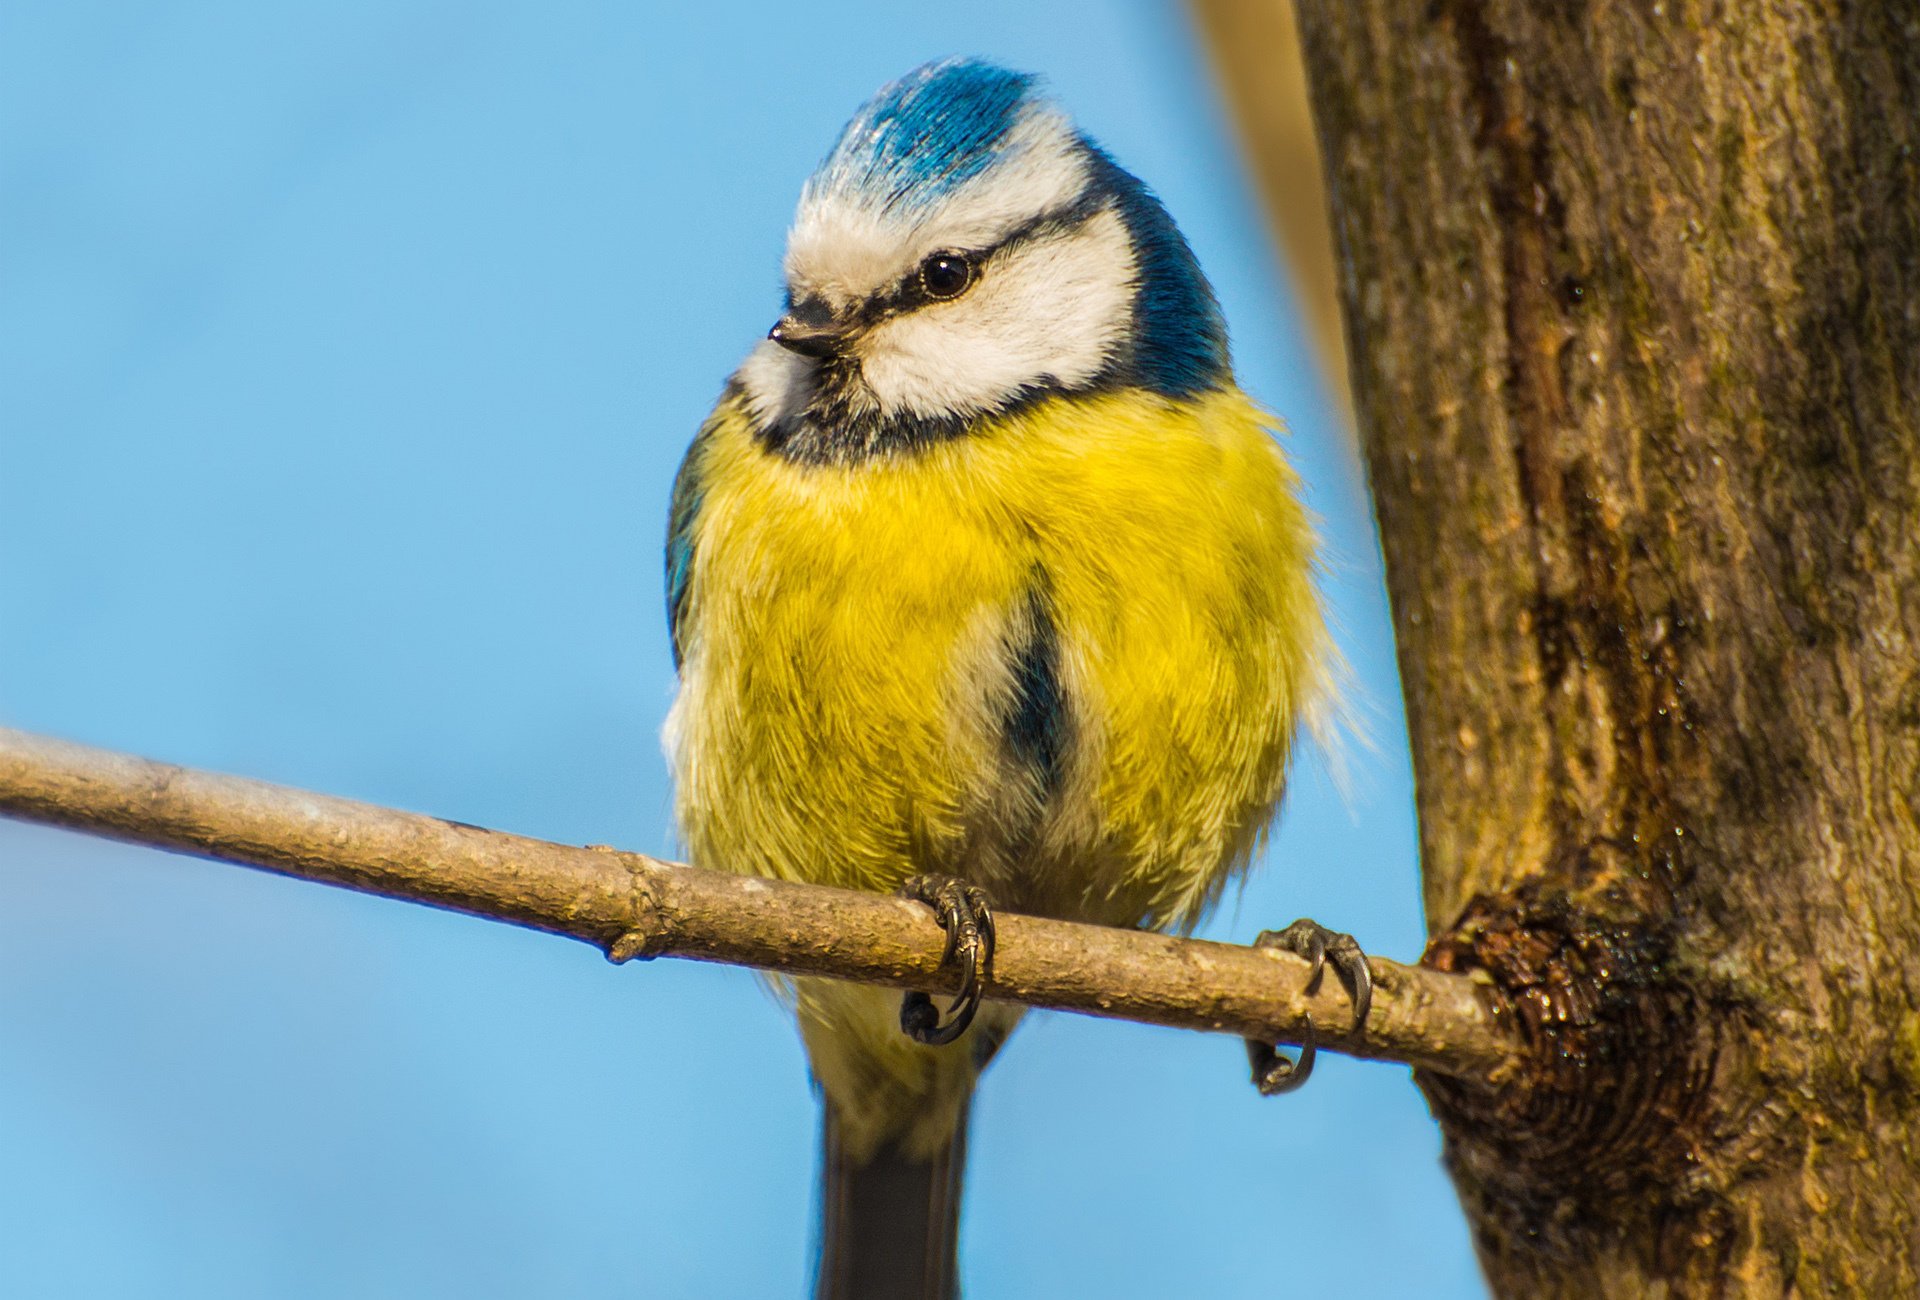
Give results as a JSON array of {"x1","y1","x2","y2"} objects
[
  {"x1": 1245, "y1": 918, "x2": 1374, "y2": 1096},
  {"x1": 896, "y1": 875, "x2": 997, "y2": 1047}
]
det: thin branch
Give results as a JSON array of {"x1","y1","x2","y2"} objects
[
  {"x1": 0, "y1": 726, "x2": 1515, "y2": 1080},
  {"x1": 1191, "y1": 0, "x2": 1353, "y2": 435}
]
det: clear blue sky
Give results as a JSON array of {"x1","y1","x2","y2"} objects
[{"x1": 0, "y1": 3, "x2": 1486, "y2": 1296}]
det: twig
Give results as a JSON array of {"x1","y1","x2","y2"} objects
[{"x1": 0, "y1": 726, "x2": 1515, "y2": 1079}]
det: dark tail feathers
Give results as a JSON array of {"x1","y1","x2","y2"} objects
[{"x1": 815, "y1": 1098, "x2": 969, "y2": 1300}]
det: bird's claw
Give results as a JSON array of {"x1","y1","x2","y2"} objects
[
  {"x1": 1245, "y1": 918, "x2": 1373, "y2": 1096},
  {"x1": 897, "y1": 874, "x2": 996, "y2": 1047}
]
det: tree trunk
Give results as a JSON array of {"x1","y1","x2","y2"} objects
[{"x1": 1291, "y1": 1, "x2": 1920, "y2": 1294}]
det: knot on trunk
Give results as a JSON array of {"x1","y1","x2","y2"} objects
[{"x1": 1416, "y1": 878, "x2": 1719, "y2": 1228}]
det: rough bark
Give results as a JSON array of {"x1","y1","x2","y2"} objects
[{"x1": 1287, "y1": 0, "x2": 1920, "y2": 1294}]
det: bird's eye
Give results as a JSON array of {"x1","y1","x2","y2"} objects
[{"x1": 918, "y1": 251, "x2": 974, "y2": 301}]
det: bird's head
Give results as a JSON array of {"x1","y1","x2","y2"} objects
[{"x1": 736, "y1": 57, "x2": 1230, "y2": 462}]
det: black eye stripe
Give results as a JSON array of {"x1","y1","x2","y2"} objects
[
  {"x1": 993, "y1": 189, "x2": 1109, "y2": 253},
  {"x1": 856, "y1": 192, "x2": 1113, "y2": 322}
]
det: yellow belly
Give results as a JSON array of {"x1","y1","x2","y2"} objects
[{"x1": 666, "y1": 384, "x2": 1325, "y2": 933}]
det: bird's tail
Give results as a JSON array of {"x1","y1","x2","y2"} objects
[{"x1": 815, "y1": 1093, "x2": 970, "y2": 1300}]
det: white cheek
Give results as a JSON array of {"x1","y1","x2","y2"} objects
[
  {"x1": 856, "y1": 206, "x2": 1136, "y2": 420},
  {"x1": 736, "y1": 338, "x2": 810, "y2": 429}
]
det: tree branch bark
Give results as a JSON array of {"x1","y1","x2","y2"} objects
[{"x1": 0, "y1": 725, "x2": 1513, "y2": 1080}]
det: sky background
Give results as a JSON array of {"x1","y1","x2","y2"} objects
[{"x1": 0, "y1": 3, "x2": 1487, "y2": 1296}]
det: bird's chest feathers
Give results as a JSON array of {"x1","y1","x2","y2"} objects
[
  {"x1": 687, "y1": 431, "x2": 1045, "y2": 765},
  {"x1": 670, "y1": 390, "x2": 1316, "y2": 921}
]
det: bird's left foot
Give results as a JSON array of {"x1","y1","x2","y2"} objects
[
  {"x1": 896, "y1": 874, "x2": 997, "y2": 1047},
  {"x1": 1245, "y1": 918, "x2": 1373, "y2": 1096}
]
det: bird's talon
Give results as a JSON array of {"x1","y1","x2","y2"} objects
[
  {"x1": 1243, "y1": 918, "x2": 1371, "y2": 1096},
  {"x1": 1247, "y1": 1013, "x2": 1318, "y2": 1095},
  {"x1": 897, "y1": 874, "x2": 997, "y2": 1047}
]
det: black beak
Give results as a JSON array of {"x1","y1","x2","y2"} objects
[{"x1": 768, "y1": 315, "x2": 845, "y2": 359}]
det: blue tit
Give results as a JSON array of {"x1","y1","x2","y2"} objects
[{"x1": 665, "y1": 57, "x2": 1353, "y2": 1300}]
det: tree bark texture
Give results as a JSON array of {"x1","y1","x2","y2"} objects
[{"x1": 1292, "y1": 1, "x2": 1920, "y2": 1295}]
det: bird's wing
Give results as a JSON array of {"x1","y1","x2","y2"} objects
[{"x1": 665, "y1": 419, "x2": 714, "y2": 671}]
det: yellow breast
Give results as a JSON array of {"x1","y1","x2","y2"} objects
[{"x1": 666, "y1": 384, "x2": 1325, "y2": 932}]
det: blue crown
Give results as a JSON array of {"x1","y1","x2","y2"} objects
[{"x1": 807, "y1": 58, "x2": 1039, "y2": 211}]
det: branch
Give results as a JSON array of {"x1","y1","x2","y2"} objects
[
  {"x1": 1191, "y1": 0, "x2": 1353, "y2": 434},
  {"x1": 0, "y1": 726, "x2": 1515, "y2": 1080}
]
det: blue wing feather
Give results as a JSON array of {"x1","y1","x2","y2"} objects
[{"x1": 665, "y1": 425, "x2": 710, "y2": 671}]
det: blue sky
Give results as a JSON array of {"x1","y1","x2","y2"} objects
[{"x1": 0, "y1": 3, "x2": 1486, "y2": 1295}]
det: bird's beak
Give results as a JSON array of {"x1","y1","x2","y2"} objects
[{"x1": 768, "y1": 314, "x2": 847, "y2": 360}]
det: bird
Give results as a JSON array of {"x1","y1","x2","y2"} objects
[{"x1": 663, "y1": 57, "x2": 1368, "y2": 1300}]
